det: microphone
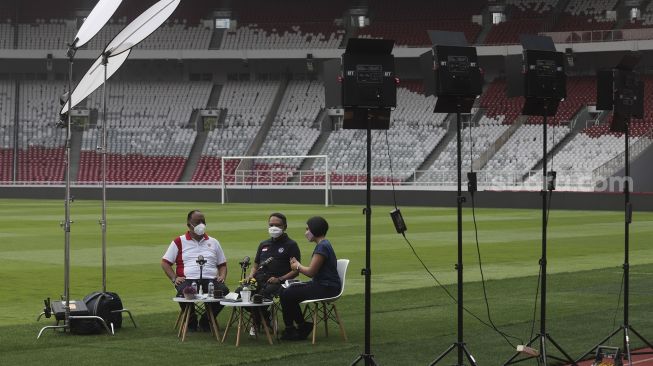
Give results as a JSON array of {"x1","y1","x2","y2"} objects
[
  {"x1": 258, "y1": 257, "x2": 274, "y2": 270},
  {"x1": 196, "y1": 255, "x2": 207, "y2": 265},
  {"x1": 239, "y1": 256, "x2": 250, "y2": 268}
]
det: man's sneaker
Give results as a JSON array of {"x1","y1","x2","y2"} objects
[{"x1": 249, "y1": 326, "x2": 256, "y2": 336}]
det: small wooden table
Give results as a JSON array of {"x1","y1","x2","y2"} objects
[
  {"x1": 219, "y1": 300, "x2": 275, "y2": 347},
  {"x1": 172, "y1": 296, "x2": 222, "y2": 342}
]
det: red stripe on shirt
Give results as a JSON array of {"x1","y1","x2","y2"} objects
[{"x1": 174, "y1": 236, "x2": 184, "y2": 277}]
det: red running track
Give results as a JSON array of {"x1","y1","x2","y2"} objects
[{"x1": 571, "y1": 348, "x2": 653, "y2": 366}]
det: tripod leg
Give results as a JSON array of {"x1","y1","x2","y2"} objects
[
  {"x1": 540, "y1": 334, "x2": 547, "y2": 366},
  {"x1": 575, "y1": 327, "x2": 621, "y2": 363},
  {"x1": 629, "y1": 326, "x2": 653, "y2": 350},
  {"x1": 429, "y1": 343, "x2": 457, "y2": 366},
  {"x1": 351, "y1": 355, "x2": 379, "y2": 366},
  {"x1": 462, "y1": 344, "x2": 478, "y2": 366},
  {"x1": 624, "y1": 327, "x2": 632, "y2": 366},
  {"x1": 350, "y1": 355, "x2": 379, "y2": 366},
  {"x1": 546, "y1": 334, "x2": 577, "y2": 366},
  {"x1": 504, "y1": 335, "x2": 539, "y2": 366}
]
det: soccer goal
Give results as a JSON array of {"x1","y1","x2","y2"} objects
[{"x1": 220, "y1": 155, "x2": 330, "y2": 206}]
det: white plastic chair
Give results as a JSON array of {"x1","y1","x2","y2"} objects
[{"x1": 300, "y1": 258, "x2": 349, "y2": 344}]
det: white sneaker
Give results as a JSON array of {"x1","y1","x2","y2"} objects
[{"x1": 249, "y1": 326, "x2": 256, "y2": 336}]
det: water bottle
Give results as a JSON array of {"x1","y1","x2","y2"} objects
[
  {"x1": 208, "y1": 282, "x2": 214, "y2": 298},
  {"x1": 191, "y1": 281, "x2": 197, "y2": 295}
]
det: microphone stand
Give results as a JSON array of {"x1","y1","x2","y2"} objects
[
  {"x1": 240, "y1": 262, "x2": 250, "y2": 281},
  {"x1": 197, "y1": 259, "x2": 206, "y2": 294}
]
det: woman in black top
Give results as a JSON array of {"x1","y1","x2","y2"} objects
[{"x1": 280, "y1": 216, "x2": 341, "y2": 341}]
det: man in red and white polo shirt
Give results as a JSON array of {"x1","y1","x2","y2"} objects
[{"x1": 161, "y1": 209, "x2": 229, "y2": 331}]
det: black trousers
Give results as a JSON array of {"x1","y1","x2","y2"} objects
[
  {"x1": 176, "y1": 279, "x2": 229, "y2": 329},
  {"x1": 280, "y1": 282, "x2": 339, "y2": 328}
]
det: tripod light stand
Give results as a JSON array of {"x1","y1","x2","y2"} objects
[
  {"x1": 418, "y1": 30, "x2": 482, "y2": 366},
  {"x1": 503, "y1": 36, "x2": 576, "y2": 366},
  {"x1": 332, "y1": 38, "x2": 396, "y2": 366},
  {"x1": 38, "y1": 0, "x2": 181, "y2": 339},
  {"x1": 575, "y1": 55, "x2": 653, "y2": 366},
  {"x1": 37, "y1": 0, "x2": 122, "y2": 339}
]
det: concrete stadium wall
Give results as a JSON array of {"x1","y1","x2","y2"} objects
[{"x1": 2, "y1": 186, "x2": 653, "y2": 211}]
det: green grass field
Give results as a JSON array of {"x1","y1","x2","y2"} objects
[{"x1": 1, "y1": 198, "x2": 652, "y2": 365}]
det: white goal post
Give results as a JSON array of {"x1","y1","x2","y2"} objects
[{"x1": 220, "y1": 155, "x2": 330, "y2": 206}]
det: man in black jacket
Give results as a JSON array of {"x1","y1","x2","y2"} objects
[{"x1": 247, "y1": 212, "x2": 301, "y2": 299}]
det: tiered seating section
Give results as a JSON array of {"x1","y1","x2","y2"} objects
[
  {"x1": 483, "y1": 124, "x2": 570, "y2": 183},
  {"x1": 478, "y1": 76, "x2": 594, "y2": 187},
  {"x1": 220, "y1": 24, "x2": 343, "y2": 49},
  {"x1": 222, "y1": 0, "x2": 346, "y2": 49},
  {"x1": 419, "y1": 116, "x2": 510, "y2": 183},
  {"x1": 17, "y1": 20, "x2": 75, "y2": 49},
  {"x1": 554, "y1": 128, "x2": 630, "y2": 187},
  {"x1": 485, "y1": 0, "x2": 558, "y2": 45},
  {"x1": 255, "y1": 80, "x2": 324, "y2": 184},
  {"x1": 357, "y1": 0, "x2": 483, "y2": 46},
  {"x1": 78, "y1": 128, "x2": 195, "y2": 183},
  {"x1": 0, "y1": 81, "x2": 15, "y2": 181},
  {"x1": 3, "y1": 74, "x2": 651, "y2": 188},
  {"x1": 17, "y1": 81, "x2": 67, "y2": 182},
  {"x1": 1, "y1": 81, "x2": 11, "y2": 181},
  {"x1": 77, "y1": 81, "x2": 210, "y2": 183},
  {"x1": 86, "y1": 19, "x2": 212, "y2": 50},
  {"x1": 0, "y1": 21, "x2": 13, "y2": 49},
  {"x1": 191, "y1": 80, "x2": 280, "y2": 183},
  {"x1": 0, "y1": 80, "x2": 14, "y2": 126},
  {"x1": 85, "y1": 81, "x2": 211, "y2": 128},
  {"x1": 553, "y1": 0, "x2": 618, "y2": 32},
  {"x1": 312, "y1": 84, "x2": 447, "y2": 184},
  {"x1": 7, "y1": 0, "x2": 653, "y2": 51}
]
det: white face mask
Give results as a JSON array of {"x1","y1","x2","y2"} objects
[
  {"x1": 192, "y1": 223, "x2": 206, "y2": 236},
  {"x1": 268, "y1": 226, "x2": 284, "y2": 239},
  {"x1": 305, "y1": 229, "x2": 314, "y2": 242}
]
